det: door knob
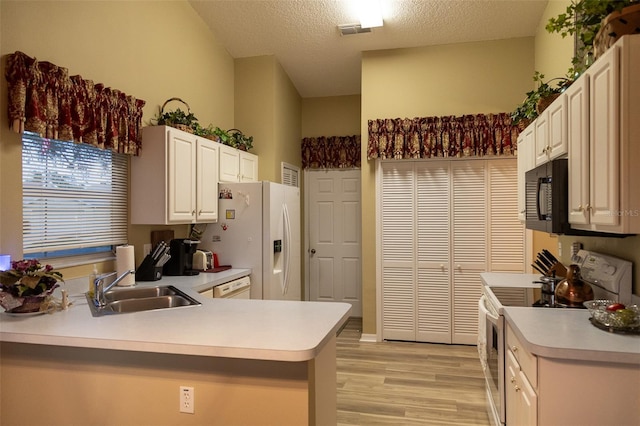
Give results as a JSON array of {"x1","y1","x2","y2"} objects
[{"x1": 310, "y1": 249, "x2": 316, "y2": 254}]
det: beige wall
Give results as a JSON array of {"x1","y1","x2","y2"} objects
[
  {"x1": 0, "y1": 1, "x2": 234, "y2": 277},
  {"x1": 235, "y1": 55, "x2": 302, "y2": 183},
  {"x1": 360, "y1": 37, "x2": 535, "y2": 334},
  {"x1": 301, "y1": 95, "x2": 362, "y2": 137},
  {"x1": 533, "y1": 0, "x2": 640, "y2": 296}
]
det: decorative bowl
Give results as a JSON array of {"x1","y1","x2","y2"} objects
[{"x1": 583, "y1": 299, "x2": 640, "y2": 332}]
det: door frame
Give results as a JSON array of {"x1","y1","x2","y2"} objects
[{"x1": 303, "y1": 168, "x2": 362, "y2": 307}]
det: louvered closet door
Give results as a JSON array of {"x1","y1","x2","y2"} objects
[
  {"x1": 488, "y1": 159, "x2": 524, "y2": 272},
  {"x1": 381, "y1": 162, "x2": 416, "y2": 341},
  {"x1": 451, "y1": 161, "x2": 487, "y2": 345},
  {"x1": 416, "y1": 161, "x2": 451, "y2": 343}
]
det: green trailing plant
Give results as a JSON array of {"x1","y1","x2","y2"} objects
[
  {"x1": 228, "y1": 129, "x2": 254, "y2": 151},
  {"x1": 511, "y1": 72, "x2": 572, "y2": 126},
  {"x1": 546, "y1": 0, "x2": 639, "y2": 75},
  {"x1": 152, "y1": 107, "x2": 198, "y2": 130}
]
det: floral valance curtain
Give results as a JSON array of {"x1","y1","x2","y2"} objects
[
  {"x1": 302, "y1": 135, "x2": 361, "y2": 169},
  {"x1": 367, "y1": 113, "x2": 519, "y2": 160},
  {"x1": 5, "y1": 51, "x2": 146, "y2": 155}
]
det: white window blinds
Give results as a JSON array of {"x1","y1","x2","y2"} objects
[{"x1": 22, "y1": 133, "x2": 128, "y2": 255}]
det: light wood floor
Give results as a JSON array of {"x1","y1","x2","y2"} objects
[{"x1": 336, "y1": 317, "x2": 491, "y2": 426}]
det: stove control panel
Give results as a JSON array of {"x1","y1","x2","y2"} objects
[{"x1": 571, "y1": 250, "x2": 632, "y2": 305}]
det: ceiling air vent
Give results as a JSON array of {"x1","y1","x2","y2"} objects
[{"x1": 338, "y1": 24, "x2": 372, "y2": 36}]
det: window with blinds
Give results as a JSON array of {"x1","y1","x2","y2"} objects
[{"x1": 22, "y1": 133, "x2": 128, "y2": 259}]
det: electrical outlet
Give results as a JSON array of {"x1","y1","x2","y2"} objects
[
  {"x1": 143, "y1": 243, "x2": 152, "y2": 256},
  {"x1": 179, "y1": 386, "x2": 194, "y2": 414}
]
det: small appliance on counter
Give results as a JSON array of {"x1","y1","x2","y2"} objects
[
  {"x1": 163, "y1": 239, "x2": 200, "y2": 276},
  {"x1": 193, "y1": 249, "x2": 213, "y2": 271}
]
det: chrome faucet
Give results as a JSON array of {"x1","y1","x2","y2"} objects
[{"x1": 92, "y1": 270, "x2": 135, "y2": 308}]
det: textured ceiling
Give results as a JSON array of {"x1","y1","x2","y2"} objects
[{"x1": 189, "y1": 0, "x2": 549, "y2": 98}]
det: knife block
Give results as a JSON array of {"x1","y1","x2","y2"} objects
[{"x1": 135, "y1": 255, "x2": 163, "y2": 281}]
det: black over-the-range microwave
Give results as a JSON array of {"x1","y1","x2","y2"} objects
[{"x1": 524, "y1": 158, "x2": 621, "y2": 236}]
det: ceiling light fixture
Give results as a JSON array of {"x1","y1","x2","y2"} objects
[{"x1": 353, "y1": 0, "x2": 384, "y2": 29}]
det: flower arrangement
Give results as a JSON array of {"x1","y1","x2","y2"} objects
[{"x1": 0, "y1": 259, "x2": 64, "y2": 313}]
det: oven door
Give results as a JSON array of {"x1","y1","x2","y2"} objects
[{"x1": 479, "y1": 295, "x2": 505, "y2": 426}]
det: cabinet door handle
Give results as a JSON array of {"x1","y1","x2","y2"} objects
[
  {"x1": 192, "y1": 210, "x2": 196, "y2": 216},
  {"x1": 515, "y1": 385, "x2": 521, "y2": 392},
  {"x1": 198, "y1": 210, "x2": 202, "y2": 215},
  {"x1": 512, "y1": 346, "x2": 518, "y2": 352},
  {"x1": 510, "y1": 376, "x2": 516, "y2": 384}
]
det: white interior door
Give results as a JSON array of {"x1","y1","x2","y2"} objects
[{"x1": 307, "y1": 169, "x2": 362, "y2": 316}]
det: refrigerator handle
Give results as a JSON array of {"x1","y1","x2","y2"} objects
[{"x1": 282, "y1": 203, "x2": 291, "y2": 295}]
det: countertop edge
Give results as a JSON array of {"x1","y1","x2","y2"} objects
[{"x1": 503, "y1": 309, "x2": 640, "y2": 364}]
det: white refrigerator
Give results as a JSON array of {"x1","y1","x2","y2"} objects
[{"x1": 199, "y1": 181, "x2": 301, "y2": 300}]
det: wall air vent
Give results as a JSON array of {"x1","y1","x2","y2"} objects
[{"x1": 338, "y1": 24, "x2": 372, "y2": 36}]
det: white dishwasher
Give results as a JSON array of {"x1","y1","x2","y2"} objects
[{"x1": 200, "y1": 276, "x2": 251, "y2": 299}]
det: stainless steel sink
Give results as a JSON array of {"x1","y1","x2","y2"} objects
[
  {"x1": 104, "y1": 285, "x2": 180, "y2": 302},
  {"x1": 86, "y1": 285, "x2": 201, "y2": 316},
  {"x1": 107, "y1": 295, "x2": 198, "y2": 313}
]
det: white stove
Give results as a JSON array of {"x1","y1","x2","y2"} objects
[{"x1": 478, "y1": 250, "x2": 633, "y2": 426}]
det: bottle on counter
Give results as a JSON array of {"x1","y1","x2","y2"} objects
[{"x1": 88, "y1": 264, "x2": 98, "y2": 297}]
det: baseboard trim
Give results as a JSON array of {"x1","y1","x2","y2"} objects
[{"x1": 359, "y1": 333, "x2": 377, "y2": 343}]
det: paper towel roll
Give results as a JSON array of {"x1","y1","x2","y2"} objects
[{"x1": 116, "y1": 245, "x2": 135, "y2": 286}]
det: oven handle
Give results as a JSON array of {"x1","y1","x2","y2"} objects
[{"x1": 480, "y1": 294, "x2": 499, "y2": 324}]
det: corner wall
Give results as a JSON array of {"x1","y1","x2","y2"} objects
[{"x1": 360, "y1": 37, "x2": 535, "y2": 334}]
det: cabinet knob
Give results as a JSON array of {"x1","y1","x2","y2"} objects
[
  {"x1": 198, "y1": 210, "x2": 202, "y2": 215},
  {"x1": 510, "y1": 376, "x2": 516, "y2": 384},
  {"x1": 192, "y1": 210, "x2": 196, "y2": 216},
  {"x1": 578, "y1": 204, "x2": 583, "y2": 211},
  {"x1": 512, "y1": 346, "x2": 518, "y2": 352},
  {"x1": 515, "y1": 385, "x2": 521, "y2": 393},
  {"x1": 585, "y1": 204, "x2": 591, "y2": 211}
]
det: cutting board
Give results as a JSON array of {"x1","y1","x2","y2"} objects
[{"x1": 202, "y1": 265, "x2": 232, "y2": 273}]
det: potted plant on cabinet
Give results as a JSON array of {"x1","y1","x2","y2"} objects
[
  {"x1": 511, "y1": 71, "x2": 572, "y2": 128},
  {"x1": 228, "y1": 129, "x2": 254, "y2": 151},
  {"x1": 546, "y1": 0, "x2": 640, "y2": 75},
  {"x1": 152, "y1": 98, "x2": 199, "y2": 133}
]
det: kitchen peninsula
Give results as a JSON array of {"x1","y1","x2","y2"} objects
[{"x1": 0, "y1": 273, "x2": 351, "y2": 426}]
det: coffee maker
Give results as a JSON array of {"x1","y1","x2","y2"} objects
[{"x1": 163, "y1": 239, "x2": 200, "y2": 276}]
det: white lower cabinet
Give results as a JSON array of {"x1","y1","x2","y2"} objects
[
  {"x1": 506, "y1": 321, "x2": 640, "y2": 426},
  {"x1": 219, "y1": 143, "x2": 258, "y2": 182},
  {"x1": 131, "y1": 126, "x2": 218, "y2": 224},
  {"x1": 506, "y1": 324, "x2": 537, "y2": 426},
  {"x1": 380, "y1": 159, "x2": 523, "y2": 344}
]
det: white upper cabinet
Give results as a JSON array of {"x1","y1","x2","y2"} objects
[
  {"x1": 566, "y1": 75, "x2": 591, "y2": 226},
  {"x1": 219, "y1": 144, "x2": 259, "y2": 183},
  {"x1": 568, "y1": 35, "x2": 640, "y2": 234},
  {"x1": 535, "y1": 93, "x2": 568, "y2": 166},
  {"x1": 196, "y1": 139, "x2": 220, "y2": 222},
  {"x1": 517, "y1": 122, "x2": 536, "y2": 222},
  {"x1": 131, "y1": 126, "x2": 218, "y2": 224},
  {"x1": 239, "y1": 151, "x2": 259, "y2": 182}
]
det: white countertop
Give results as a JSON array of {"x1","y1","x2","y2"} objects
[
  {"x1": 481, "y1": 272, "x2": 640, "y2": 364},
  {"x1": 0, "y1": 269, "x2": 352, "y2": 362},
  {"x1": 480, "y1": 272, "x2": 541, "y2": 289}
]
